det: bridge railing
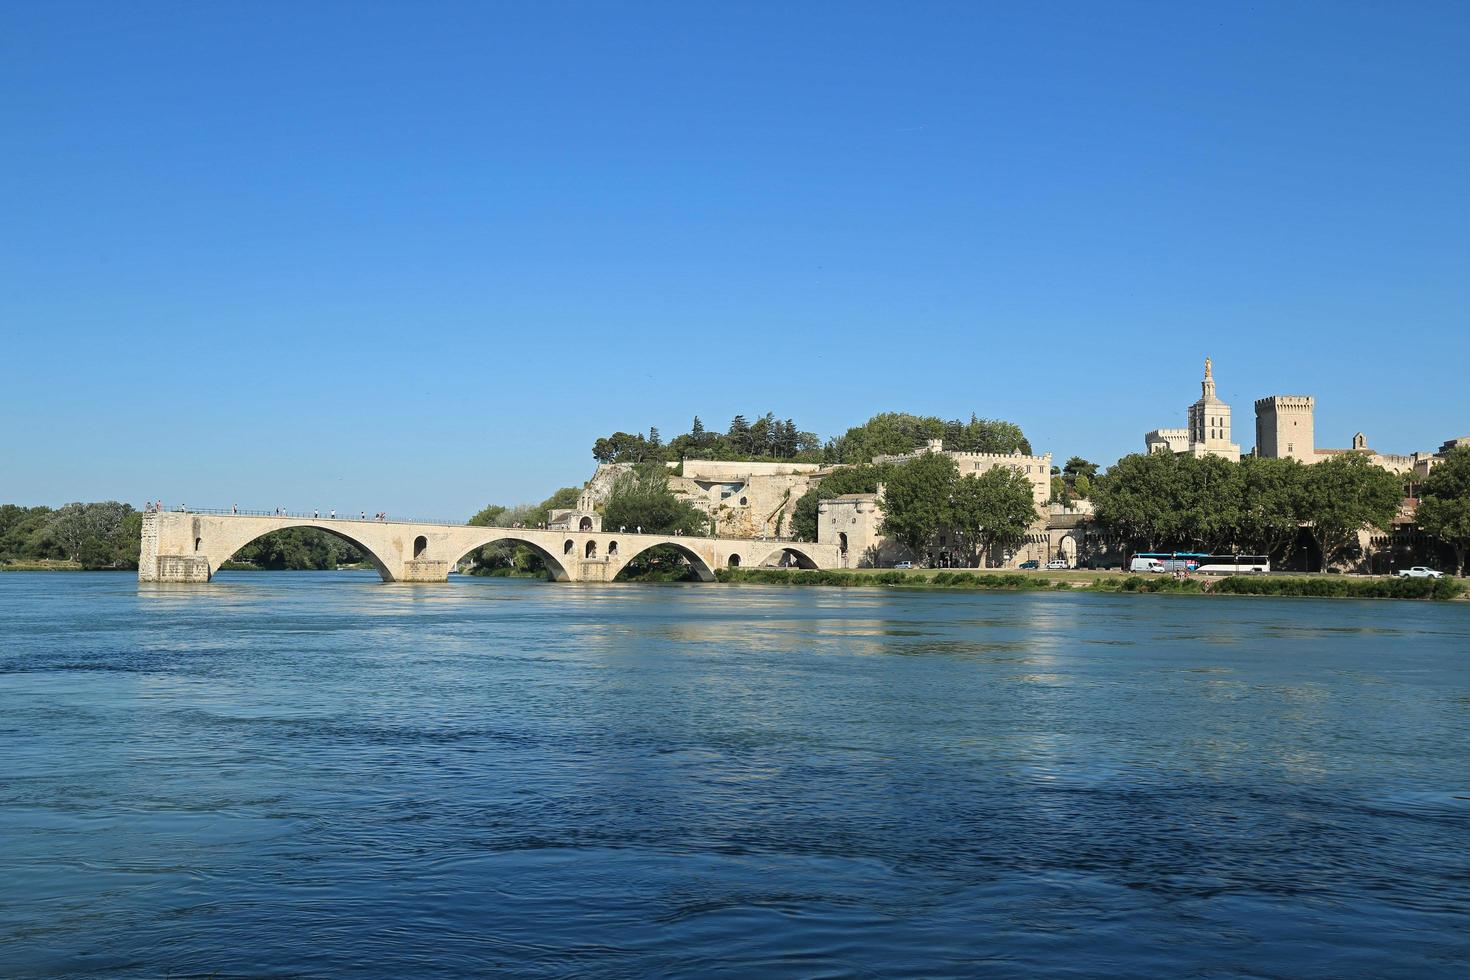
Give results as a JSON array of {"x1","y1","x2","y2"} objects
[{"x1": 147, "y1": 507, "x2": 472, "y2": 527}]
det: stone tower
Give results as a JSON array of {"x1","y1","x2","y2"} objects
[
  {"x1": 1253, "y1": 395, "x2": 1315, "y2": 462},
  {"x1": 1185, "y1": 357, "x2": 1240, "y2": 460}
]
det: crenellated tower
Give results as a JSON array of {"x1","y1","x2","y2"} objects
[{"x1": 1253, "y1": 395, "x2": 1315, "y2": 461}]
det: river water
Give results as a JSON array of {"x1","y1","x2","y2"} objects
[{"x1": 2, "y1": 572, "x2": 1468, "y2": 977}]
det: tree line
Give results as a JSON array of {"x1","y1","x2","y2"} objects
[
  {"x1": 593, "y1": 414, "x2": 821, "y2": 464},
  {"x1": 224, "y1": 529, "x2": 370, "y2": 571},
  {"x1": 1091, "y1": 448, "x2": 1470, "y2": 573},
  {"x1": 0, "y1": 501, "x2": 377, "y2": 572},
  {"x1": 592, "y1": 411, "x2": 1032, "y2": 466},
  {"x1": 0, "y1": 502, "x2": 142, "y2": 569}
]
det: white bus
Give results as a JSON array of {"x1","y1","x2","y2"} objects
[{"x1": 1130, "y1": 552, "x2": 1271, "y2": 575}]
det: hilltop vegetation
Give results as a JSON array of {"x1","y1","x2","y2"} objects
[
  {"x1": 824, "y1": 413, "x2": 1031, "y2": 464},
  {"x1": 590, "y1": 411, "x2": 1031, "y2": 466}
]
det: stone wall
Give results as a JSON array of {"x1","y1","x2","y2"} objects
[{"x1": 585, "y1": 460, "x2": 820, "y2": 538}]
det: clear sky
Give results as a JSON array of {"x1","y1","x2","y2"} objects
[{"x1": 3, "y1": 2, "x2": 1466, "y2": 519}]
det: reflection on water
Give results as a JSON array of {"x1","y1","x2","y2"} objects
[{"x1": 2, "y1": 571, "x2": 1469, "y2": 977}]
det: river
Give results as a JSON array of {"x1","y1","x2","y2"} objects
[{"x1": 2, "y1": 572, "x2": 1468, "y2": 977}]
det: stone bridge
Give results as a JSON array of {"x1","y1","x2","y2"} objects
[{"x1": 138, "y1": 511, "x2": 840, "y2": 583}]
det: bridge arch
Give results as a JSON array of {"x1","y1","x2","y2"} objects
[
  {"x1": 613, "y1": 540, "x2": 717, "y2": 582},
  {"x1": 753, "y1": 544, "x2": 821, "y2": 570},
  {"x1": 447, "y1": 533, "x2": 575, "y2": 583},
  {"x1": 205, "y1": 521, "x2": 395, "y2": 581}
]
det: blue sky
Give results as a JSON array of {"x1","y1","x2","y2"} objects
[{"x1": 3, "y1": 2, "x2": 1466, "y2": 518}]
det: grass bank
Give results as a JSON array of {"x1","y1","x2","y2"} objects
[
  {"x1": 0, "y1": 558, "x2": 85, "y2": 571},
  {"x1": 714, "y1": 566, "x2": 1466, "y2": 601}
]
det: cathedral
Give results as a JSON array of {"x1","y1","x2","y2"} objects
[{"x1": 1143, "y1": 358, "x2": 1242, "y2": 461}]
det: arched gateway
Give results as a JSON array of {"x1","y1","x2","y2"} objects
[{"x1": 139, "y1": 511, "x2": 840, "y2": 584}]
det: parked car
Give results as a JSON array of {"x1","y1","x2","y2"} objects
[
  {"x1": 1129, "y1": 556, "x2": 1167, "y2": 573},
  {"x1": 893, "y1": 561, "x2": 913, "y2": 570},
  {"x1": 1046, "y1": 559, "x2": 1070, "y2": 570},
  {"x1": 1018, "y1": 560, "x2": 1040, "y2": 570},
  {"x1": 1397, "y1": 566, "x2": 1444, "y2": 579}
]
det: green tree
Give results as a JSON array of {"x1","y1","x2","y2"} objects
[
  {"x1": 0, "y1": 505, "x2": 60, "y2": 561},
  {"x1": 592, "y1": 432, "x2": 652, "y2": 464},
  {"x1": 1063, "y1": 456, "x2": 1100, "y2": 481},
  {"x1": 879, "y1": 452, "x2": 958, "y2": 558},
  {"x1": 110, "y1": 510, "x2": 143, "y2": 569},
  {"x1": 1415, "y1": 447, "x2": 1470, "y2": 575},
  {"x1": 233, "y1": 528, "x2": 366, "y2": 570},
  {"x1": 1092, "y1": 453, "x2": 1241, "y2": 552},
  {"x1": 468, "y1": 504, "x2": 508, "y2": 527},
  {"x1": 602, "y1": 463, "x2": 710, "y2": 536},
  {"x1": 943, "y1": 415, "x2": 1032, "y2": 455},
  {"x1": 1092, "y1": 453, "x2": 1176, "y2": 549},
  {"x1": 1176, "y1": 455, "x2": 1244, "y2": 550},
  {"x1": 530, "y1": 487, "x2": 582, "y2": 527},
  {"x1": 947, "y1": 467, "x2": 1037, "y2": 567},
  {"x1": 826, "y1": 412, "x2": 946, "y2": 463},
  {"x1": 1298, "y1": 453, "x2": 1403, "y2": 571},
  {"x1": 1072, "y1": 473, "x2": 1092, "y2": 499},
  {"x1": 726, "y1": 415, "x2": 752, "y2": 455},
  {"x1": 790, "y1": 464, "x2": 892, "y2": 541},
  {"x1": 1235, "y1": 455, "x2": 1306, "y2": 559},
  {"x1": 749, "y1": 414, "x2": 772, "y2": 456},
  {"x1": 828, "y1": 412, "x2": 1031, "y2": 464},
  {"x1": 45, "y1": 501, "x2": 133, "y2": 563}
]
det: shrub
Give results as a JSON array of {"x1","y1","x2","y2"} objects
[{"x1": 1211, "y1": 575, "x2": 1464, "y2": 601}]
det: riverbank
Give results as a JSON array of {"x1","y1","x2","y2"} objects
[
  {"x1": 715, "y1": 566, "x2": 1467, "y2": 600},
  {"x1": 0, "y1": 559, "x2": 141, "y2": 572}
]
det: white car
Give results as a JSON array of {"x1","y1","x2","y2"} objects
[
  {"x1": 893, "y1": 561, "x2": 913, "y2": 570},
  {"x1": 1397, "y1": 566, "x2": 1443, "y2": 579},
  {"x1": 1045, "y1": 559, "x2": 1070, "y2": 570}
]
